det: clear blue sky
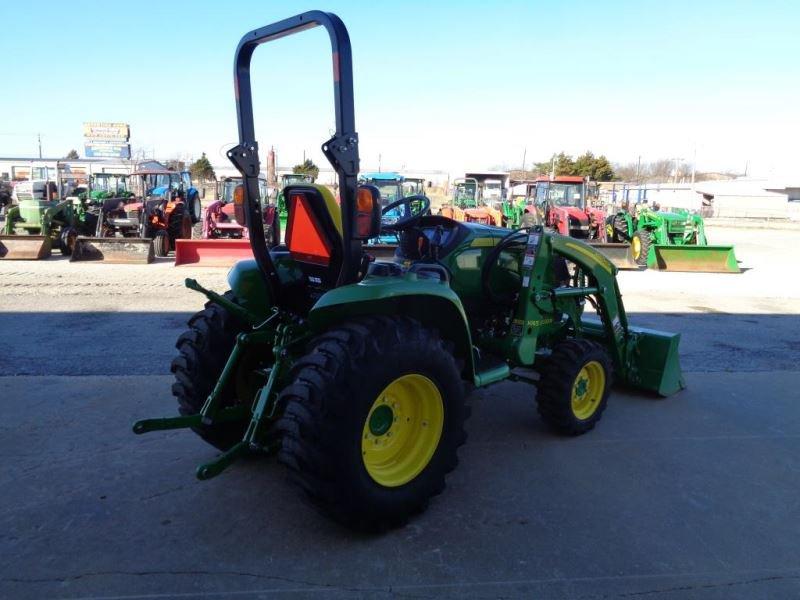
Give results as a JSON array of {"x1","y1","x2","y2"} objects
[{"x1": 2, "y1": 0, "x2": 797, "y2": 176}]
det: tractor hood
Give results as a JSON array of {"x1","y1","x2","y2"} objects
[
  {"x1": 585, "y1": 206, "x2": 606, "y2": 223},
  {"x1": 557, "y1": 206, "x2": 590, "y2": 224},
  {"x1": 654, "y1": 211, "x2": 688, "y2": 221},
  {"x1": 149, "y1": 185, "x2": 170, "y2": 198}
]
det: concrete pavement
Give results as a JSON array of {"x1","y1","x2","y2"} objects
[{"x1": 2, "y1": 371, "x2": 800, "y2": 599}]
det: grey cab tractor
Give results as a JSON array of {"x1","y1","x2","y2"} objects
[{"x1": 134, "y1": 11, "x2": 684, "y2": 531}]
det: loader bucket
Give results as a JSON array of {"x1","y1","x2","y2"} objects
[
  {"x1": 588, "y1": 242, "x2": 641, "y2": 270},
  {"x1": 650, "y1": 244, "x2": 740, "y2": 273},
  {"x1": 71, "y1": 237, "x2": 154, "y2": 264},
  {"x1": 174, "y1": 239, "x2": 253, "y2": 267},
  {"x1": 626, "y1": 325, "x2": 685, "y2": 396},
  {"x1": 0, "y1": 235, "x2": 52, "y2": 260}
]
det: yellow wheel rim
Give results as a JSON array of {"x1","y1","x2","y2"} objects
[
  {"x1": 571, "y1": 361, "x2": 606, "y2": 420},
  {"x1": 362, "y1": 374, "x2": 444, "y2": 487},
  {"x1": 632, "y1": 236, "x2": 641, "y2": 259}
]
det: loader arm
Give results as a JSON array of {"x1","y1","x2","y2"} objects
[{"x1": 507, "y1": 230, "x2": 684, "y2": 396}]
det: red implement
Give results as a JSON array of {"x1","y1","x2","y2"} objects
[{"x1": 173, "y1": 239, "x2": 253, "y2": 267}]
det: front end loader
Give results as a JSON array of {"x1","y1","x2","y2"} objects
[
  {"x1": 605, "y1": 205, "x2": 740, "y2": 273},
  {"x1": 173, "y1": 176, "x2": 279, "y2": 267},
  {"x1": 134, "y1": 11, "x2": 685, "y2": 532}
]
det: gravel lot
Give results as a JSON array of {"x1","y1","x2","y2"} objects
[{"x1": 1, "y1": 225, "x2": 799, "y2": 599}]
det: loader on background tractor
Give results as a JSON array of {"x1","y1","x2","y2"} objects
[
  {"x1": 173, "y1": 176, "x2": 280, "y2": 267},
  {"x1": 0, "y1": 180, "x2": 78, "y2": 259},
  {"x1": 605, "y1": 202, "x2": 740, "y2": 273},
  {"x1": 71, "y1": 169, "x2": 199, "y2": 263},
  {"x1": 133, "y1": 11, "x2": 685, "y2": 531}
]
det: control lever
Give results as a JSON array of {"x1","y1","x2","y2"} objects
[{"x1": 430, "y1": 225, "x2": 444, "y2": 261}]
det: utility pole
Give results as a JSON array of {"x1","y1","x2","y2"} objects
[
  {"x1": 635, "y1": 155, "x2": 641, "y2": 185},
  {"x1": 671, "y1": 157, "x2": 683, "y2": 183},
  {"x1": 38, "y1": 133, "x2": 42, "y2": 159},
  {"x1": 521, "y1": 147, "x2": 527, "y2": 175},
  {"x1": 378, "y1": 153, "x2": 382, "y2": 172}
]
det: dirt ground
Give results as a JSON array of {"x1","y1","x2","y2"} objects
[{"x1": 1, "y1": 225, "x2": 799, "y2": 599}]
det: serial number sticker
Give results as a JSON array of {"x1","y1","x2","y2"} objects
[
  {"x1": 523, "y1": 254, "x2": 535, "y2": 267},
  {"x1": 522, "y1": 275, "x2": 530, "y2": 287}
]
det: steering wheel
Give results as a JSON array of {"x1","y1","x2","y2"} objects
[{"x1": 381, "y1": 194, "x2": 431, "y2": 231}]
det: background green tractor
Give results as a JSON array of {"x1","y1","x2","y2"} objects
[
  {"x1": 276, "y1": 172, "x2": 314, "y2": 237},
  {"x1": 69, "y1": 174, "x2": 135, "y2": 239},
  {"x1": 134, "y1": 11, "x2": 685, "y2": 532},
  {"x1": 0, "y1": 180, "x2": 77, "y2": 259},
  {"x1": 608, "y1": 204, "x2": 739, "y2": 272}
]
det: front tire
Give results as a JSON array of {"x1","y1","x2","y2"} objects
[
  {"x1": 171, "y1": 293, "x2": 248, "y2": 450},
  {"x1": 536, "y1": 339, "x2": 612, "y2": 435},
  {"x1": 58, "y1": 226, "x2": 78, "y2": 256},
  {"x1": 631, "y1": 229, "x2": 652, "y2": 266},
  {"x1": 276, "y1": 316, "x2": 467, "y2": 531},
  {"x1": 152, "y1": 230, "x2": 169, "y2": 257}
]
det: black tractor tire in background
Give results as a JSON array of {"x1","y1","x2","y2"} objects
[
  {"x1": 167, "y1": 203, "x2": 191, "y2": 245},
  {"x1": 612, "y1": 214, "x2": 629, "y2": 242},
  {"x1": 276, "y1": 316, "x2": 468, "y2": 531},
  {"x1": 58, "y1": 226, "x2": 78, "y2": 256},
  {"x1": 192, "y1": 220, "x2": 203, "y2": 239},
  {"x1": 171, "y1": 292, "x2": 248, "y2": 450},
  {"x1": 189, "y1": 194, "x2": 202, "y2": 224},
  {"x1": 152, "y1": 230, "x2": 169, "y2": 257},
  {"x1": 631, "y1": 229, "x2": 652, "y2": 266},
  {"x1": 536, "y1": 338, "x2": 613, "y2": 435}
]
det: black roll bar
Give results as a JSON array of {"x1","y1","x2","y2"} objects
[{"x1": 227, "y1": 11, "x2": 361, "y2": 301}]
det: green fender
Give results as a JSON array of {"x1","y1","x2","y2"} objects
[
  {"x1": 227, "y1": 260, "x2": 476, "y2": 378},
  {"x1": 309, "y1": 275, "x2": 476, "y2": 379}
]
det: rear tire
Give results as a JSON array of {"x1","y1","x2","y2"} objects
[
  {"x1": 189, "y1": 194, "x2": 202, "y2": 224},
  {"x1": 631, "y1": 229, "x2": 652, "y2": 266},
  {"x1": 276, "y1": 316, "x2": 468, "y2": 531},
  {"x1": 152, "y1": 230, "x2": 169, "y2": 257},
  {"x1": 536, "y1": 339, "x2": 612, "y2": 435},
  {"x1": 171, "y1": 292, "x2": 248, "y2": 450},
  {"x1": 612, "y1": 214, "x2": 629, "y2": 242},
  {"x1": 167, "y1": 203, "x2": 191, "y2": 244}
]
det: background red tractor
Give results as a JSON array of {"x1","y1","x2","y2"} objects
[
  {"x1": 529, "y1": 175, "x2": 606, "y2": 241},
  {"x1": 197, "y1": 176, "x2": 278, "y2": 244},
  {"x1": 72, "y1": 169, "x2": 199, "y2": 262}
]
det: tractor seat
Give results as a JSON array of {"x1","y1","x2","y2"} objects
[{"x1": 283, "y1": 184, "x2": 343, "y2": 289}]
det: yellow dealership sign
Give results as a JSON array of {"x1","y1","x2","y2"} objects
[{"x1": 82, "y1": 122, "x2": 130, "y2": 140}]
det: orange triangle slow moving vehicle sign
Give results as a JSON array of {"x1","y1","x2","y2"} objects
[{"x1": 286, "y1": 193, "x2": 331, "y2": 265}]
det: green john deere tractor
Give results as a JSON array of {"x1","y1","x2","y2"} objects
[
  {"x1": 276, "y1": 173, "x2": 315, "y2": 237},
  {"x1": 607, "y1": 204, "x2": 739, "y2": 273},
  {"x1": 0, "y1": 181, "x2": 78, "y2": 259},
  {"x1": 134, "y1": 11, "x2": 685, "y2": 531}
]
